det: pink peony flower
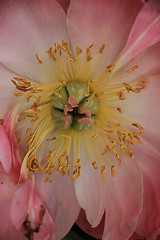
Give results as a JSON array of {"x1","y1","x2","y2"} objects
[{"x1": 0, "y1": 0, "x2": 160, "y2": 239}]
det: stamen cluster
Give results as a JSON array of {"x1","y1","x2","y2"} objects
[{"x1": 11, "y1": 41, "x2": 146, "y2": 182}]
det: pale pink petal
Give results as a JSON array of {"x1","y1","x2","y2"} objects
[
  {"x1": 118, "y1": 0, "x2": 160, "y2": 67},
  {"x1": 35, "y1": 171, "x2": 80, "y2": 240},
  {"x1": 28, "y1": 192, "x2": 54, "y2": 240},
  {"x1": 0, "y1": 172, "x2": 17, "y2": 206},
  {"x1": 0, "y1": 125, "x2": 12, "y2": 173},
  {"x1": 0, "y1": 0, "x2": 69, "y2": 83},
  {"x1": 67, "y1": 0, "x2": 143, "y2": 77},
  {"x1": 33, "y1": 207, "x2": 54, "y2": 240},
  {"x1": 119, "y1": 75, "x2": 160, "y2": 150},
  {"x1": 74, "y1": 139, "x2": 143, "y2": 240},
  {"x1": 110, "y1": 41, "x2": 160, "y2": 86},
  {"x1": 0, "y1": 172, "x2": 24, "y2": 239},
  {"x1": 10, "y1": 180, "x2": 32, "y2": 230},
  {"x1": 132, "y1": 140, "x2": 160, "y2": 239},
  {"x1": 0, "y1": 63, "x2": 20, "y2": 119},
  {"x1": 3, "y1": 110, "x2": 22, "y2": 183},
  {"x1": 56, "y1": 0, "x2": 70, "y2": 13},
  {"x1": 0, "y1": 197, "x2": 25, "y2": 240}
]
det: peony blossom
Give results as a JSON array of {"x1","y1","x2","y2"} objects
[{"x1": 0, "y1": 0, "x2": 160, "y2": 240}]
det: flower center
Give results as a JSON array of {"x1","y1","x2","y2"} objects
[
  {"x1": 12, "y1": 41, "x2": 146, "y2": 182},
  {"x1": 51, "y1": 81, "x2": 99, "y2": 131}
]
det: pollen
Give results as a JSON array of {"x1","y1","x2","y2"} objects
[{"x1": 12, "y1": 40, "x2": 146, "y2": 182}]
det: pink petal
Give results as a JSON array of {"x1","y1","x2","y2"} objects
[
  {"x1": 3, "y1": 110, "x2": 22, "y2": 183},
  {"x1": 0, "y1": 0, "x2": 69, "y2": 83},
  {"x1": 33, "y1": 207, "x2": 54, "y2": 240},
  {"x1": 111, "y1": 41, "x2": 160, "y2": 86},
  {"x1": 132, "y1": 140, "x2": 160, "y2": 239},
  {"x1": 0, "y1": 172, "x2": 17, "y2": 206},
  {"x1": 56, "y1": 0, "x2": 71, "y2": 13},
  {"x1": 35, "y1": 171, "x2": 80, "y2": 240},
  {"x1": 0, "y1": 63, "x2": 20, "y2": 119},
  {"x1": 0, "y1": 124, "x2": 12, "y2": 173},
  {"x1": 28, "y1": 193, "x2": 54, "y2": 240},
  {"x1": 67, "y1": 0, "x2": 143, "y2": 77},
  {"x1": 10, "y1": 180, "x2": 33, "y2": 230},
  {"x1": 74, "y1": 139, "x2": 143, "y2": 240},
  {"x1": 0, "y1": 195, "x2": 25, "y2": 240},
  {"x1": 118, "y1": 0, "x2": 160, "y2": 67},
  {"x1": 119, "y1": 75, "x2": 160, "y2": 150}
]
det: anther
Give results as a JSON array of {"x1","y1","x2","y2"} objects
[
  {"x1": 117, "y1": 91, "x2": 126, "y2": 100},
  {"x1": 46, "y1": 137, "x2": 56, "y2": 141},
  {"x1": 101, "y1": 165, "x2": 106, "y2": 179},
  {"x1": 29, "y1": 157, "x2": 39, "y2": 171},
  {"x1": 128, "y1": 132, "x2": 135, "y2": 144},
  {"x1": 71, "y1": 169, "x2": 77, "y2": 181},
  {"x1": 132, "y1": 122, "x2": 144, "y2": 130},
  {"x1": 26, "y1": 128, "x2": 31, "y2": 134},
  {"x1": 86, "y1": 45, "x2": 94, "y2": 61},
  {"x1": 106, "y1": 64, "x2": 115, "y2": 72},
  {"x1": 62, "y1": 40, "x2": 69, "y2": 52},
  {"x1": 45, "y1": 173, "x2": 52, "y2": 182},
  {"x1": 134, "y1": 135, "x2": 142, "y2": 144},
  {"x1": 14, "y1": 93, "x2": 23, "y2": 97},
  {"x1": 77, "y1": 166, "x2": 81, "y2": 178},
  {"x1": 92, "y1": 161, "x2": 98, "y2": 169},
  {"x1": 27, "y1": 93, "x2": 32, "y2": 102},
  {"x1": 35, "y1": 54, "x2": 42, "y2": 64},
  {"x1": 97, "y1": 92, "x2": 104, "y2": 100},
  {"x1": 104, "y1": 128, "x2": 113, "y2": 133},
  {"x1": 67, "y1": 56, "x2": 76, "y2": 63},
  {"x1": 120, "y1": 143, "x2": 124, "y2": 155},
  {"x1": 117, "y1": 107, "x2": 123, "y2": 113},
  {"x1": 99, "y1": 43, "x2": 106, "y2": 54},
  {"x1": 46, "y1": 47, "x2": 57, "y2": 61},
  {"x1": 106, "y1": 145, "x2": 115, "y2": 154},
  {"x1": 111, "y1": 165, "x2": 115, "y2": 177},
  {"x1": 127, "y1": 65, "x2": 138, "y2": 73},
  {"x1": 83, "y1": 92, "x2": 90, "y2": 97},
  {"x1": 66, "y1": 156, "x2": 71, "y2": 175},
  {"x1": 126, "y1": 147, "x2": 135, "y2": 159},
  {"x1": 123, "y1": 83, "x2": 140, "y2": 93},
  {"x1": 116, "y1": 154, "x2": 121, "y2": 166},
  {"x1": 76, "y1": 46, "x2": 82, "y2": 55},
  {"x1": 91, "y1": 134, "x2": 98, "y2": 139}
]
